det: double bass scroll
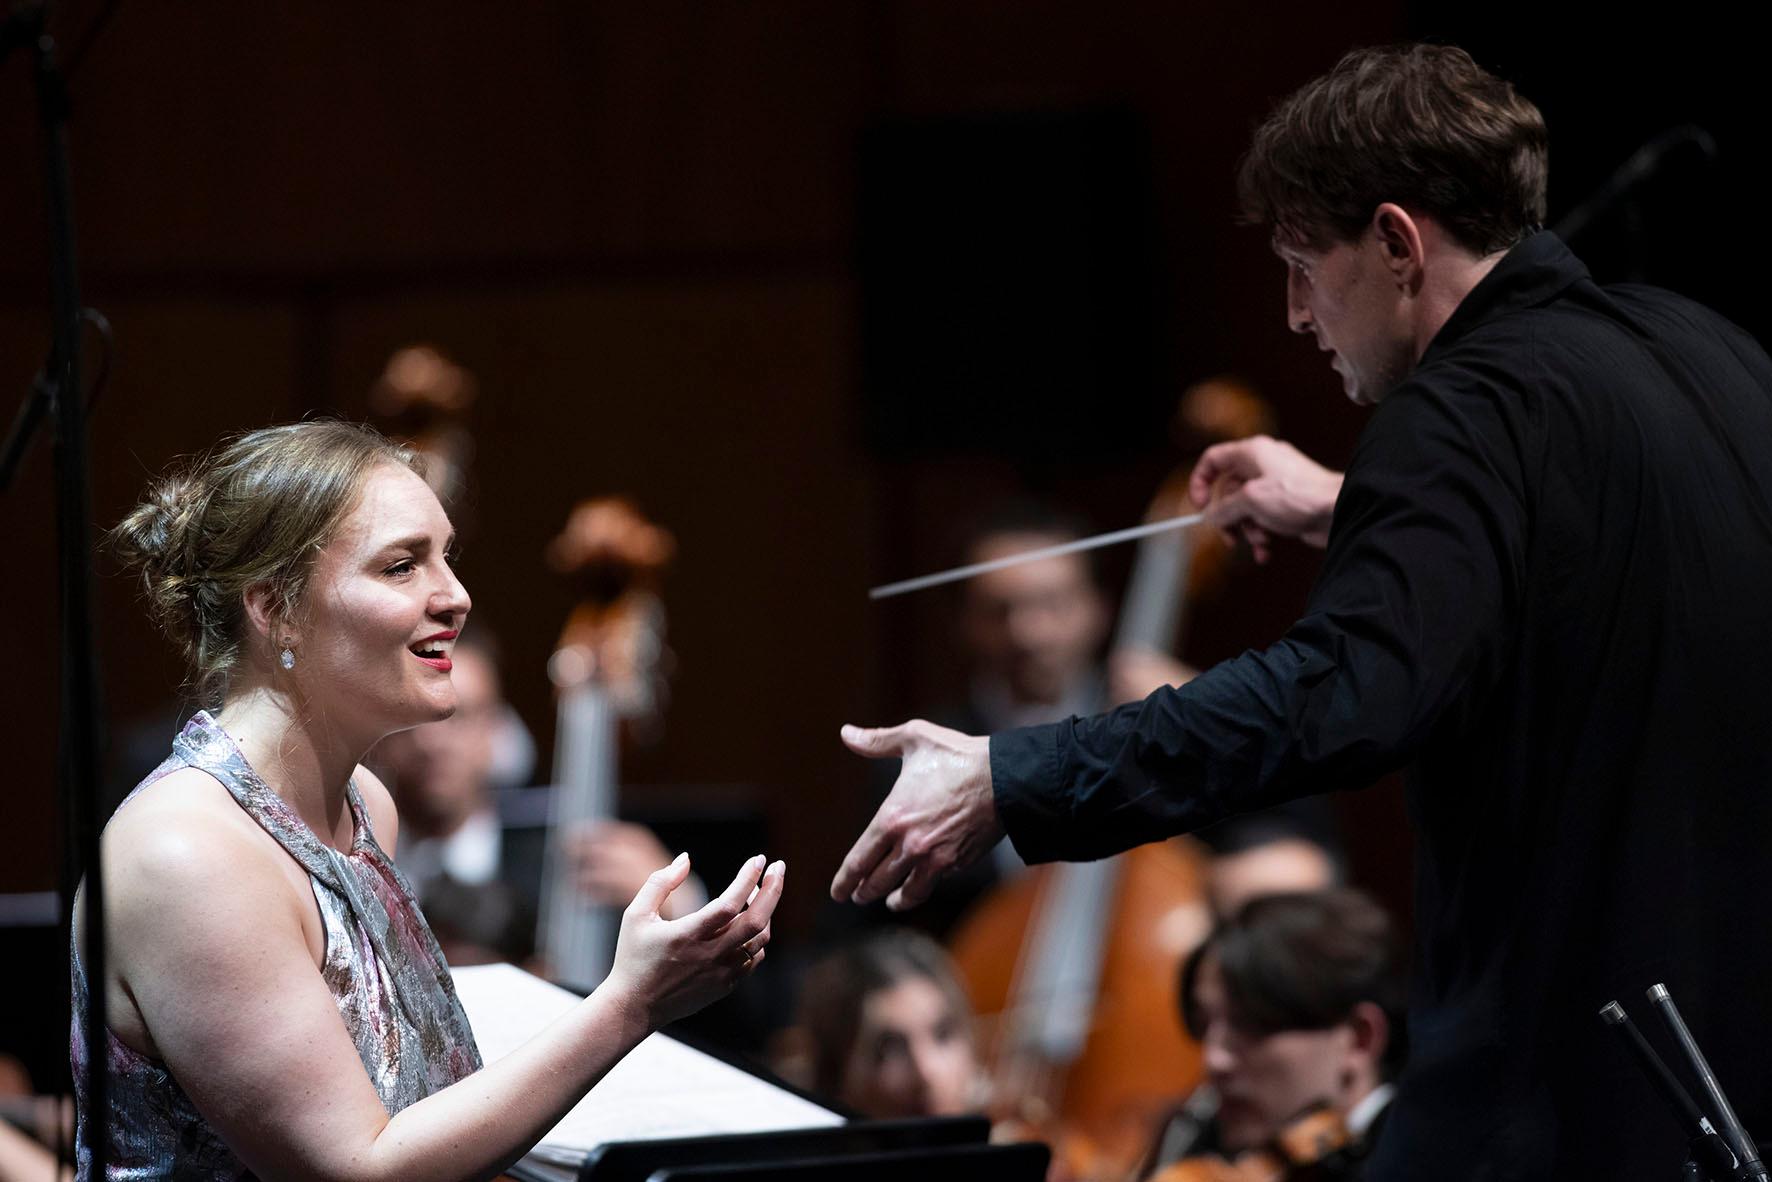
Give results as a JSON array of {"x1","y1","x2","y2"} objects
[{"x1": 536, "y1": 498, "x2": 675, "y2": 991}]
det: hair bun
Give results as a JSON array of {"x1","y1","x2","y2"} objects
[
  {"x1": 112, "y1": 471, "x2": 207, "y2": 578},
  {"x1": 109, "y1": 469, "x2": 221, "y2": 668}
]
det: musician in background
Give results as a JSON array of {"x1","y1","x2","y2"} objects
[
  {"x1": 371, "y1": 628, "x2": 703, "y2": 967},
  {"x1": 788, "y1": 929, "x2": 985, "y2": 1120},
  {"x1": 958, "y1": 501, "x2": 1119, "y2": 734},
  {"x1": 858, "y1": 501, "x2": 1343, "y2": 938},
  {"x1": 1199, "y1": 815, "x2": 1346, "y2": 921},
  {"x1": 0, "y1": 1059, "x2": 66, "y2": 1182},
  {"x1": 1149, "y1": 889, "x2": 1404, "y2": 1176},
  {"x1": 0, "y1": 1121, "x2": 63, "y2": 1182},
  {"x1": 367, "y1": 628, "x2": 537, "y2": 965}
]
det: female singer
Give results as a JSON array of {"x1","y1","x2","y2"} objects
[{"x1": 76, "y1": 420, "x2": 784, "y2": 1181}]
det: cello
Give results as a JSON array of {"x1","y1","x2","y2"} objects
[{"x1": 948, "y1": 379, "x2": 1277, "y2": 1182}]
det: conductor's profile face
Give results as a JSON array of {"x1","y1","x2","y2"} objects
[
  {"x1": 296, "y1": 464, "x2": 472, "y2": 735},
  {"x1": 1275, "y1": 227, "x2": 1413, "y2": 408}
]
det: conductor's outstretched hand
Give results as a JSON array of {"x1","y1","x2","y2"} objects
[
  {"x1": 1189, "y1": 434, "x2": 1343, "y2": 562},
  {"x1": 830, "y1": 720, "x2": 1004, "y2": 912}
]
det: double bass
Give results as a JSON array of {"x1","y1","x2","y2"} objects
[
  {"x1": 535, "y1": 497, "x2": 675, "y2": 990},
  {"x1": 368, "y1": 343, "x2": 479, "y2": 515}
]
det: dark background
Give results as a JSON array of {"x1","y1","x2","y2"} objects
[{"x1": 2, "y1": 2, "x2": 1759, "y2": 1081}]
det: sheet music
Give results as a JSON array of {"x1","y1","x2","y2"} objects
[{"x1": 452, "y1": 962, "x2": 843, "y2": 1166}]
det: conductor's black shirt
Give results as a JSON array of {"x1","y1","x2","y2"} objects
[{"x1": 991, "y1": 232, "x2": 1772, "y2": 1179}]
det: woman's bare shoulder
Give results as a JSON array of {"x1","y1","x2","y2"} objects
[
  {"x1": 100, "y1": 768, "x2": 296, "y2": 927},
  {"x1": 107, "y1": 767, "x2": 263, "y2": 861}
]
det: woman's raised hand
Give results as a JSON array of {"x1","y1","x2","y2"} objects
[{"x1": 605, "y1": 852, "x2": 784, "y2": 1029}]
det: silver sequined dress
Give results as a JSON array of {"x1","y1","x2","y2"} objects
[{"x1": 72, "y1": 712, "x2": 484, "y2": 1180}]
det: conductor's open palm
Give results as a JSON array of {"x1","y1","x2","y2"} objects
[{"x1": 830, "y1": 720, "x2": 1003, "y2": 912}]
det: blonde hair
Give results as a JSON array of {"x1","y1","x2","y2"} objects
[{"x1": 109, "y1": 421, "x2": 423, "y2": 704}]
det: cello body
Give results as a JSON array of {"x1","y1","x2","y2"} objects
[
  {"x1": 950, "y1": 840, "x2": 1213, "y2": 1179},
  {"x1": 948, "y1": 378, "x2": 1276, "y2": 1180}
]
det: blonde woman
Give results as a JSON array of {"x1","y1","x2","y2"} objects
[{"x1": 77, "y1": 421, "x2": 783, "y2": 1181}]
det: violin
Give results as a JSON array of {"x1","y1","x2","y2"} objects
[{"x1": 1150, "y1": 1103, "x2": 1354, "y2": 1182}]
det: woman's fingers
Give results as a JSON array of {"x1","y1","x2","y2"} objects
[
  {"x1": 626, "y1": 851, "x2": 691, "y2": 917},
  {"x1": 687, "y1": 855, "x2": 767, "y2": 937},
  {"x1": 730, "y1": 923, "x2": 772, "y2": 971},
  {"x1": 722, "y1": 863, "x2": 786, "y2": 957},
  {"x1": 743, "y1": 862, "x2": 786, "y2": 932}
]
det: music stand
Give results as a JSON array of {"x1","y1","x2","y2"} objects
[
  {"x1": 509, "y1": 1115, "x2": 990, "y2": 1182},
  {"x1": 644, "y1": 1140, "x2": 1049, "y2": 1182}
]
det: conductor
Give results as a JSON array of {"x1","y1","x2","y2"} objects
[{"x1": 833, "y1": 43, "x2": 1772, "y2": 1180}]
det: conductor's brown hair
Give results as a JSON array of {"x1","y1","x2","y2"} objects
[{"x1": 1238, "y1": 43, "x2": 1548, "y2": 255}]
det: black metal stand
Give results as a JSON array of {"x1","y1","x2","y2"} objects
[
  {"x1": 1601, "y1": 987, "x2": 1767, "y2": 1182},
  {"x1": 1552, "y1": 125, "x2": 1718, "y2": 282},
  {"x1": 1, "y1": 4, "x2": 108, "y2": 1176}
]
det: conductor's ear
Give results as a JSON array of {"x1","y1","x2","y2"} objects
[{"x1": 1370, "y1": 203, "x2": 1425, "y2": 281}]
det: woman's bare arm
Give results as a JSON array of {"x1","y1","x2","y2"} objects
[{"x1": 103, "y1": 788, "x2": 780, "y2": 1182}]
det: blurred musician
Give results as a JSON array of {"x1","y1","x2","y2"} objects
[
  {"x1": 854, "y1": 500, "x2": 1342, "y2": 940},
  {"x1": 367, "y1": 628, "x2": 537, "y2": 965},
  {"x1": 791, "y1": 929, "x2": 985, "y2": 1120},
  {"x1": 1149, "y1": 889, "x2": 1405, "y2": 1176},
  {"x1": 367, "y1": 344, "x2": 478, "y2": 516},
  {"x1": 370, "y1": 628, "x2": 703, "y2": 968}
]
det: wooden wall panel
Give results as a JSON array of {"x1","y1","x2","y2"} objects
[{"x1": 1, "y1": 0, "x2": 1417, "y2": 932}]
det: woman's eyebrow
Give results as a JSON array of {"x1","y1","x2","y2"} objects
[{"x1": 373, "y1": 534, "x2": 432, "y2": 558}]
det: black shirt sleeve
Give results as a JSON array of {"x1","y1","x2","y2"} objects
[{"x1": 992, "y1": 368, "x2": 1531, "y2": 864}]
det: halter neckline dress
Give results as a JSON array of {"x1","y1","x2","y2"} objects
[{"x1": 72, "y1": 712, "x2": 483, "y2": 1180}]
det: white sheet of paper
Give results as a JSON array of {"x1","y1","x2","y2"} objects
[{"x1": 451, "y1": 962, "x2": 843, "y2": 1164}]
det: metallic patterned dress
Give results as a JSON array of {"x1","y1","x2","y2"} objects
[{"x1": 72, "y1": 712, "x2": 484, "y2": 1180}]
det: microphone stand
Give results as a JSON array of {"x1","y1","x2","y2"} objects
[
  {"x1": 1647, "y1": 986, "x2": 1769, "y2": 1182},
  {"x1": 1552, "y1": 124, "x2": 1719, "y2": 282},
  {"x1": 1, "y1": 4, "x2": 109, "y2": 1176},
  {"x1": 1600, "y1": 987, "x2": 1766, "y2": 1181}
]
